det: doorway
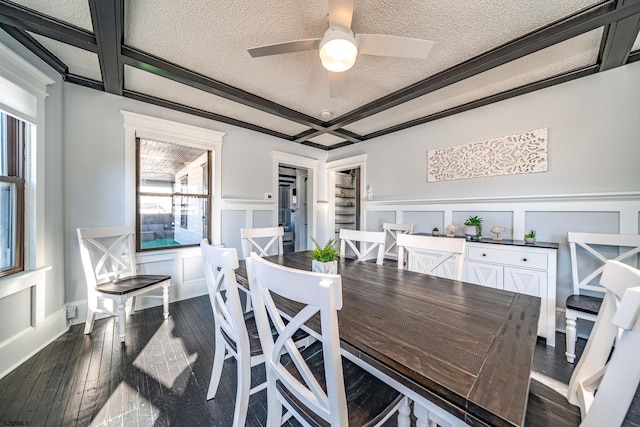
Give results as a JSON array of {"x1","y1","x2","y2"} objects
[{"x1": 278, "y1": 165, "x2": 309, "y2": 253}]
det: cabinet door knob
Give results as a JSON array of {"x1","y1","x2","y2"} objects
[
  {"x1": 522, "y1": 258, "x2": 528, "y2": 262},
  {"x1": 482, "y1": 253, "x2": 486, "y2": 257}
]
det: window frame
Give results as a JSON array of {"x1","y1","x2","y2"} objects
[
  {"x1": 0, "y1": 113, "x2": 26, "y2": 277},
  {"x1": 0, "y1": 40, "x2": 53, "y2": 280},
  {"x1": 134, "y1": 138, "x2": 213, "y2": 251},
  {"x1": 122, "y1": 111, "x2": 224, "y2": 252}
]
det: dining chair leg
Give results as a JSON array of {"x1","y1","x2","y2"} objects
[
  {"x1": 397, "y1": 396, "x2": 411, "y2": 427},
  {"x1": 266, "y1": 376, "x2": 282, "y2": 427},
  {"x1": 233, "y1": 352, "x2": 251, "y2": 427},
  {"x1": 207, "y1": 329, "x2": 226, "y2": 400},
  {"x1": 84, "y1": 301, "x2": 96, "y2": 335},
  {"x1": 565, "y1": 315, "x2": 577, "y2": 363},
  {"x1": 163, "y1": 283, "x2": 170, "y2": 319},
  {"x1": 117, "y1": 301, "x2": 127, "y2": 343}
]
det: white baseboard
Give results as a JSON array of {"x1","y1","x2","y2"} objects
[
  {"x1": 68, "y1": 279, "x2": 208, "y2": 326},
  {"x1": 0, "y1": 307, "x2": 68, "y2": 380}
]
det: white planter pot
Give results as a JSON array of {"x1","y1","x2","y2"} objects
[
  {"x1": 312, "y1": 260, "x2": 338, "y2": 274},
  {"x1": 525, "y1": 237, "x2": 536, "y2": 244},
  {"x1": 464, "y1": 225, "x2": 479, "y2": 236}
]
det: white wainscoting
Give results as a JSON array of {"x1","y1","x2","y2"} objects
[{"x1": 0, "y1": 267, "x2": 68, "y2": 380}]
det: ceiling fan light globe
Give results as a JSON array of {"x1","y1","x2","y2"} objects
[{"x1": 319, "y1": 30, "x2": 358, "y2": 72}]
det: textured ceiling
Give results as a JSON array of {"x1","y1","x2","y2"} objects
[{"x1": 1, "y1": 0, "x2": 639, "y2": 149}]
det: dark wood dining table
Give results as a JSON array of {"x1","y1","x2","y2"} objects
[{"x1": 235, "y1": 251, "x2": 541, "y2": 427}]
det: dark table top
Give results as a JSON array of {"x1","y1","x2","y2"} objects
[{"x1": 235, "y1": 251, "x2": 541, "y2": 427}]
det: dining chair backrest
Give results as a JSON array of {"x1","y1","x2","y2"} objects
[
  {"x1": 564, "y1": 232, "x2": 640, "y2": 363},
  {"x1": 240, "y1": 226, "x2": 284, "y2": 258},
  {"x1": 246, "y1": 253, "x2": 348, "y2": 426},
  {"x1": 201, "y1": 241, "x2": 247, "y2": 360},
  {"x1": 201, "y1": 240, "x2": 262, "y2": 426},
  {"x1": 382, "y1": 223, "x2": 413, "y2": 259},
  {"x1": 566, "y1": 260, "x2": 640, "y2": 426},
  {"x1": 396, "y1": 233, "x2": 466, "y2": 281},
  {"x1": 339, "y1": 229, "x2": 386, "y2": 265},
  {"x1": 568, "y1": 232, "x2": 640, "y2": 297}
]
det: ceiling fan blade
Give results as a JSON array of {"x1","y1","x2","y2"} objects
[
  {"x1": 328, "y1": 71, "x2": 345, "y2": 98},
  {"x1": 355, "y1": 34, "x2": 434, "y2": 59},
  {"x1": 247, "y1": 38, "x2": 321, "y2": 58},
  {"x1": 328, "y1": 0, "x2": 354, "y2": 30}
]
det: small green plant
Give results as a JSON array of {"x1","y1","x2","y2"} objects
[
  {"x1": 310, "y1": 237, "x2": 340, "y2": 262},
  {"x1": 349, "y1": 169, "x2": 356, "y2": 186},
  {"x1": 464, "y1": 215, "x2": 483, "y2": 236},
  {"x1": 432, "y1": 227, "x2": 439, "y2": 232},
  {"x1": 525, "y1": 230, "x2": 537, "y2": 238}
]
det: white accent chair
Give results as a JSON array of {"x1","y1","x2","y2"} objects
[
  {"x1": 564, "y1": 232, "x2": 640, "y2": 363},
  {"x1": 77, "y1": 226, "x2": 170, "y2": 343},
  {"x1": 396, "y1": 233, "x2": 466, "y2": 281},
  {"x1": 527, "y1": 260, "x2": 640, "y2": 426},
  {"x1": 200, "y1": 240, "x2": 266, "y2": 426},
  {"x1": 240, "y1": 226, "x2": 285, "y2": 311},
  {"x1": 246, "y1": 253, "x2": 405, "y2": 427},
  {"x1": 339, "y1": 229, "x2": 386, "y2": 265},
  {"x1": 382, "y1": 222, "x2": 413, "y2": 261}
]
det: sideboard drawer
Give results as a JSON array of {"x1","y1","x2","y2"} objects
[{"x1": 468, "y1": 246, "x2": 547, "y2": 270}]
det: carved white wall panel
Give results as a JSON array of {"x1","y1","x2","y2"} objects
[{"x1": 427, "y1": 128, "x2": 548, "y2": 182}]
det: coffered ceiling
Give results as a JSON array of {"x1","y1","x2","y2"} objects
[{"x1": 0, "y1": 0, "x2": 639, "y2": 149}]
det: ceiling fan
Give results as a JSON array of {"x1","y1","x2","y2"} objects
[{"x1": 247, "y1": 0, "x2": 434, "y2": 98}]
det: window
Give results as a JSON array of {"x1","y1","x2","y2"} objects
[
  {"x1": 0, "y1": 112, "x2": 25, "y2": 277},
  {"x1": 136, "y1": 138, "x2": 211, "y2": 251}
]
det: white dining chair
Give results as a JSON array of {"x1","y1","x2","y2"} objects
[
  {"x1": 382, "y1": 222, "x2": 413, "y2": 260},
  {"x1": 240, "y1": 226, "x2": 285, "y2": 311},
  {"x1": 527, "y1": 260, "x2": 640, "y2": 426},
  {"x1": 396, "y1": 233, "x2": 466, "y2": 281},
  {"x1": 246, "y1": 253, "x2": 405, "y2": 427},
  {"x1": 200, "y1": 240, "x2": 266, "y2": 427},
  {"x1": 564, "y1": 232, "x2": 640, "y2": 363},
  {"x1": 240, "y1": 226, "x2": 284, "y2": 258},
  {"x1": 77, "y1": 226, "x2": 171, "y2": 343},
  {"x1": 339, "y1": 228, "x2": 386, "y2": 265}
]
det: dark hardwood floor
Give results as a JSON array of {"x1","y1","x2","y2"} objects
[{"x1": 0, "y1": 295, "x2": 638, "y2": 426}]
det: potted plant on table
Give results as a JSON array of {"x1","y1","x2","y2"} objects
[
  {"x1": 524, "y1": 230, "x2": 537, "y2": 244},
  {"x1": 310, "y1": 237, "x2": 340, "y2": 274},
  {"x1": 432, "y1": 227, "x2": 439, "y2": 236},
  {"x1": 464, "y1": 215, "x2": 483, "y2": 240}
]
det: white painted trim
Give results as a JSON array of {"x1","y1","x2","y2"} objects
[
  {"x1": 120, "y1": 111, "x2": 224, "y2": 245},
  {"x1": 362, "y1": 191, "x2": 640, "y2": 206},
  {"x1": 272, "y1": 150, "x2": 320, "y2": 250},
  {"x1": 325, "y1": 154, "x2": 368, "y2": 241},
  {"x1": 0, "y1": 307, "x2": 67, "y2": 381}
]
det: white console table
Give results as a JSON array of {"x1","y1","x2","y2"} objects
[
  {"x1": 411, "y1": 236, "x2": 558, "y2": 347},
  {"x1": 465, "y1": 239, "x2": 558, "y2": 347}
]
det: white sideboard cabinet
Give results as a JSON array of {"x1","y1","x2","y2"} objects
[{"x1": 465, "y1": 240, "x2": 558, "y2": 347}]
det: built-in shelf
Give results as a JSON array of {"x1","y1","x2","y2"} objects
[
  {"x1": 336, "y1": 195, "x2": 355, "y2": 199},
  {"x1": 336, "y1": 185, "x2": 355, "y2": 190}
]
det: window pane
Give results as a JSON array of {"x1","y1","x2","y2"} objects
[
  {"x1": 0, "y1": 181, "x2": 16, "y2": 269},
  {"x1": 137, "y1": 138, "x2": 210, "y2": 251},
  {"x1": 139, "y1": 139, "x2": 208, "y2": 195},
  {"x1": 139, "y1": 195, "x2": 207, "y2": 249}
]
